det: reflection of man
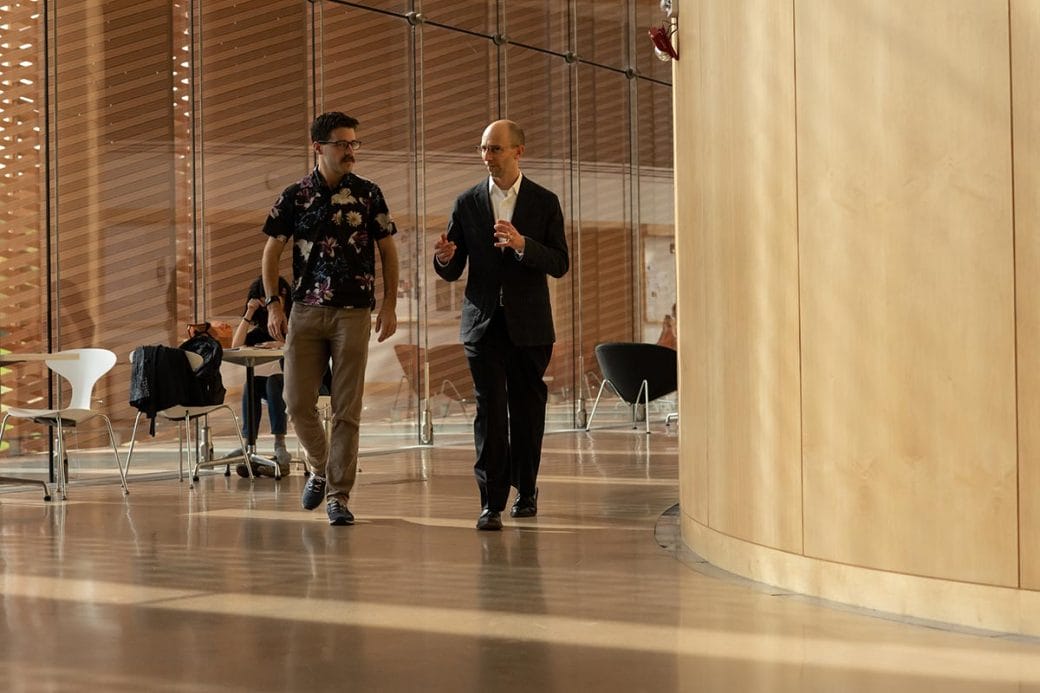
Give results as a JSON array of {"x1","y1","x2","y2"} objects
[
  {"x1": 262, "y1": 111, "x2": 399, "y2": 526},
  {"x1": 433, "y1": 119, "x2": 569, "y2": 531},
  {"x1": 477, "y1": 531, "x2": 547, "y2": 685}
]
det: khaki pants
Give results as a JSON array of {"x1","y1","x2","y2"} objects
[{"x1": 284, "y1": 304, "x2": 370, "y2": 501}]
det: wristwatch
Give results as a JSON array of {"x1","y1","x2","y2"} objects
[{"x1": 264, "y1": 295, "x2": 281, "y2": 306}]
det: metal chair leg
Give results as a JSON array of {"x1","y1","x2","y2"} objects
[
  {"x1": 101, "y1": 415, "x2": 129, "y2": 494},
  {"x1": 54, "y1": 419, "x2": 67, "y2": 501},
  {"x1": 124, "y1": 412, "x2": 144, "y2": 476},
  {"x1": 0, "y1": 413, "x2": 51, "y2": 501},
  {"x1": 586, "y1": 379, "x2": 609, "y2": 431},
  {"x1": 639, "y1": 379, "x2": 650, "y2": 434},
  {"x1": 177, "y1": 422, "x2": 186, "y2": 483},
  {"x1": 185, "y1": 418, "x2": 196, "y2": 489},
  {"x1": 190, "y1": 406, "x2": 250, "y2": 482}
]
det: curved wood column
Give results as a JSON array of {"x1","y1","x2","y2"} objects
[{"x1": 675, "y1": 0, "x2": 1040, "y2": 635}]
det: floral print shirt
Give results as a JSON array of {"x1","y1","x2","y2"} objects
[{"x1": 262, "y1": 167, "x2": 397, "y2": 309}]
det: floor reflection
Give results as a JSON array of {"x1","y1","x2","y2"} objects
[{"x1": 0, "y1": 429, "x2": 1037, "y2": 691}]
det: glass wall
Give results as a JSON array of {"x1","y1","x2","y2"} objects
[{"x1": 0, "y1": 0, "x2": 673, "y2": 457}]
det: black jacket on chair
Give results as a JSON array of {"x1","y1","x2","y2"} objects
[
  {"x1": 434, "y1": 176, "x2": 569, "y2": 346},
  {"x1": 128, "y1": 345, "x2": 196, "y2": 435}
]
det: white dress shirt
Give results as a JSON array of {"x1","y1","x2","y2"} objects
[
  {"x1": 489, "y1": 172, "x2": 522, "y2": 223},
  {"x1": 489, "y1": 173, "x2": 524, "y2": 260}
]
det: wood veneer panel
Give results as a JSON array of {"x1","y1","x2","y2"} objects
[
  {"x1": 1012, "y1": 1, "x2": 1040, "y2": 590},
  {"x1": 798, "y1": 0, "x2": 1017, "y2": 584},
  {"x1": 682, "y1": 0, "x2": 802, "y2": 550}
]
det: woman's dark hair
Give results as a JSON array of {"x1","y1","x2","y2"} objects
[{"x1": 244, "y1": 276, "x2": 292, "y2": 343}]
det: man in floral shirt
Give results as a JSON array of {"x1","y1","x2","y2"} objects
[{"x1": 261, "y1": 111, "x2": 399, "y2": 526}]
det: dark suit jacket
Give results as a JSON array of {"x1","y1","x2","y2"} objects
[{"x1": 435, "y1": 175, "x2": 569, "y2": 346}]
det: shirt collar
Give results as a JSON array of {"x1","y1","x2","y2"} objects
[
  {"x1": 311, "y1": 165, "x2": 352, "y2": 191},
  {"x1": 488, "y1": 171, "x2": 523, "y2": 198}
]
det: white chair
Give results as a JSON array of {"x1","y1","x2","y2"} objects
[
  {"x1": 125, "y1": 349, "x2": 251, "y2": 486},
  {"x1": 0, "y1": 348, "x2": 129, "y2": 500}
]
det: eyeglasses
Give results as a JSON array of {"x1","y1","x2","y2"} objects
[
  {"x1": 477, "y1": 144, "x2": 517, "y2": 155},
  {"x1": 318, "y1": 139, "x2": 363, "y2": 151}
]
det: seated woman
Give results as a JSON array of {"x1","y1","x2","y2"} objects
[
  {"x1": 229, "y1": 275, "x2": 293, "y2": 477},
  {"x1": 656, "y1": 303, "x2": 677, "y2": 350}
]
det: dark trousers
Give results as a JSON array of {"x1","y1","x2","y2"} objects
[
  {"x1": 464, "y1": 309, "x2": 552, "y2": 512},
  {"x1": 241, "y1": 374, "x2": 287, "y2": 440}
]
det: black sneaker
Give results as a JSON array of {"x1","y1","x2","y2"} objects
[
  {"x1": 301, "y1": 474, "x2": 327, "y2": 510},
  {"x1": 327, "y1": 498, "x2": 354, "y2": 526}
]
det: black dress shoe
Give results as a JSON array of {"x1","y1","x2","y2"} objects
[
  {"x1": 476, "y1": 508, "x2": 502, "y2": 531},
  {"x1": 510, "y1": 488, "x2": 538, "y2": 518}
]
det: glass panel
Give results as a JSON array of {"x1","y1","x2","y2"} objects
[
  {"x1": 635, "y1": 0, "x2": 675, "y2": 84},
  {"x1": 327, "y1": 0, "x2": 410, "y2": 14},
  {"x1": 504, "y1": 44, "x2": 577, "y2": 431},
  {"x1": 319, "y1": 6, "x2": 416, "y2": 437},
  {"x1": 505, "y1": 0, "x2": 570, "y2": 54},
  {"x1": 419, "y1": 24, "x2": 498, "y2": 436},
  {"x1": 199, "y1": 0, "x2": 310, "y2": 314},
  {"x1": 418, "y1": 0, "x2": 494, "y2": 36},
  {"x1": 0, "y1": 0, "x2": 48, "y2": 455},
  {"x1": 0, "y1": 1, "x2": 674, "y2": 469},
  {"x1": 575, "y1": 0, "x2": 627, "y2": 70},
  {"x1": 49, "y1": 2, "x2": 185, "y2": 453},
  {"x1": 576, "y1": 64, "x2": 634, "y2": 424},
  {"x1": 576, "y1": 68, "x2": 628, "y2": 166},
  {"x1": 198, "y1": 0, "x2": 310, "y2": 456},
  {"x1": 637, "y1": 80, "x2": 675, "y2": 352},
  {"x1": 637, "y1": 78, "x2": 674, "y2": 170},
  {"x1": 503, "y1": 46, "x2": 571, "y2": 161}
]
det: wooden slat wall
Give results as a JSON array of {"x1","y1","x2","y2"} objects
[
  {"x1": 50, "y1": 1, "x2": 181, "y2": 445},
  {"x1": 0, "y1": 0, "x2": 673, "y2": 449},
  {"x1": 0, "y1": 0, "x2": 49, "y2": 453},
  {"x1": 199, "y1": 0, "x2": 309, "y2": 318}
]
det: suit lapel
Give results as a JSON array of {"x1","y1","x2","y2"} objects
[
  {"x1": 476, "y1": 182, "x2": 495, "y2": 227},
  {"x1": 511, "y1": 177, "x2": 534, "y2": 233},
  {"x1": 474, "y1": 181, "x2": 506, "y2": 263}
]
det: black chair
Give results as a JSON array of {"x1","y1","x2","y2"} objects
[{"x1": 586, "y1": 342, "x2": 677, "y2": 434}]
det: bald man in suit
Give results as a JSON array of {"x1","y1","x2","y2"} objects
[{"x1": 434, "y1": 119, "x2": 570, "y2": 531}]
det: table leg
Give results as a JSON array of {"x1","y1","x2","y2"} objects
[{"x1": 243, "y1": 361, "x2": 282, "y2": 480}]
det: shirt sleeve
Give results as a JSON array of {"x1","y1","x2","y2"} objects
[
  {"x1": 262, "y1": 186, "x2": 296, "y2": 240},
  {"x1": 368, "y1": 185, "x2": 397, "y2": 241}
]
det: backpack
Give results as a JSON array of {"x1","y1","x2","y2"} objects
[
  {"x1": 178, "y1": 330, "x2": 227, "y2": 406},
  {"x1": 128, "y1": 345, "x2": 197, "y2": 436}
]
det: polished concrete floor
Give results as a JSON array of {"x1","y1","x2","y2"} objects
[{"x1": 1, "y1": 428, "x2": 1040, "y2": 692}]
